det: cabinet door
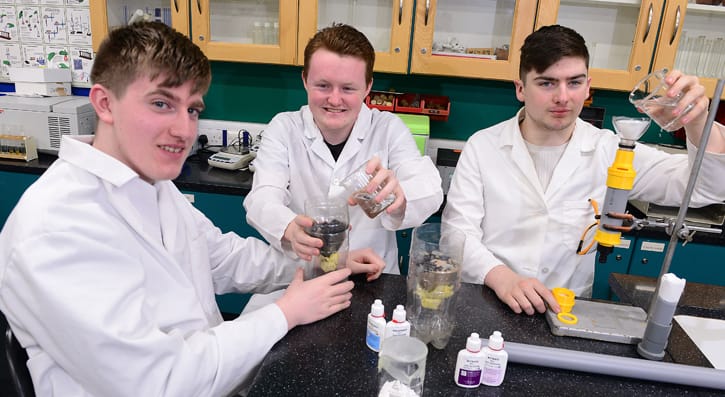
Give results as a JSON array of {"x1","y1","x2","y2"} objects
[
  {"x1": 536, "y1": 0, "x2": 664, "y2": 92},
  {"x1": 630, "y1": 238, "x2": 725, "y2": 287},
  {"x1": 90, "y1": 1, "x2": 189, "y2": 51},
  {"x1": 410, "y1": 0, "x2": 537, "y2": 81},
  {"x1": 191, "y1": 0, "x2": 298, "y2": 64},
  {"x1": 297, "y1": 0, "x2": 413, "y2": 74},
  {"x1": 0, "y1": 171, "x2": 39, "y2": 229},
  {"x1": 653, "y1": 0, "x2": 725, "y2": 100}
]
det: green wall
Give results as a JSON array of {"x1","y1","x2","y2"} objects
[{"x1": 203, "y1": 61, "x2": 683, "y2": 145}]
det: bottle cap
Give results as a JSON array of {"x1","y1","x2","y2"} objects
[
  {"x1": 392, "y1": 305, "x2": 406, "y2": 322},
  {"x1": 488, "y1": 331, "x2": 504, "y2": 350},
  {"x1": 371, "y1": 299, "x2": 384, "y2": 317},
  {"x1": 466, "y1": 332, "x2": 481, "y2": 352}
]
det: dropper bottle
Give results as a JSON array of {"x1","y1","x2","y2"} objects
[
  {"x1": 454, "y1": 332, "x2": 485, "y2": 388},
  {"x1": 366, "y1": 299, "x2": 386, "y2": 352},
  {"x1": 481, "y1": 331, "x2": 508, "y2": 386}
]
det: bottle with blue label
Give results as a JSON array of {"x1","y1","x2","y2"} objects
[
  {"x1": 454, "y1": 332, "x2": 485, "y2": 388},
  {"x1": 366, "y1": 299, "x2": 386, "y2": 352}
]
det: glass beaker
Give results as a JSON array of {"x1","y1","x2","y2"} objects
[
  {"x1": 629, "y1": 68, "x2": 694, "y2": 132},
  {"x1": 378, "y1": 336, "x2": 428, "y2": 397},
  {"x1": 340, "y1": 160, "x2": 396, "y2": 219},
  {"x1": 304, "y1": 198, "x2": 349, "y2": 278},
  {"x1": 406, "y1": 223, "x2": 465, "y2": 350}
]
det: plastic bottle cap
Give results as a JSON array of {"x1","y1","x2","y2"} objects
[
  {"x1": 466, "y1": 332, "x2": 481, "y2": 352},
  {"x1": 371, "y1": 299, "x2": 384, "y2": 317},
  {"x1": 392, "y1": 305, "x2": 406, "y2": 322},
  {"x1": 488, "y1": 331, "x2": 504, "y2": 350}
]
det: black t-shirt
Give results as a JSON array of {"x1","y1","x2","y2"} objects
[{"x1": 325, "y1": 138, "x2": 348, "y2": 161}]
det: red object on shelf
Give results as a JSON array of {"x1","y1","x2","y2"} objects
[
  {"x1": 421, "y1": 94, "x2": 451, "y2": 121},
  {"x1": 365, "y1": 90, "x2": 396, "y2": 112},
  {"x1": 394, "y1": 93, "x2": 422, "y2": 114}
]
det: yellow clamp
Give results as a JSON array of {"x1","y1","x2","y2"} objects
[{"x1": 552, "y1": 287, "x2": 578, "y2": 325}]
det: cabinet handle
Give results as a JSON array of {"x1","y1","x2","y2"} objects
[
  {"x1": 399, "y1": 0, "x2": 403, "y2": 25},
  {"x1": 642, "y1": 2, "x2": 653, "y2": 43},
  {"x1": 641, "y1": 258, "x2": 649, "y2": 264},
  {"x1": 197, "y1": 0, "x2": 202, "y2": 15},
  {"x1": 173, "y1": 0, "x2": 178, "y2": 13},
  {"x1": 424, "y1": 0, "x2": 430, "y2": 26},
  {"x1": 670, "y1": 5, "x2": 681, "y2": 46}
]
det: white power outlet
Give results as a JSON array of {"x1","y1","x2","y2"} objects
[{"x1": 197, "y1": 119, "x2": 267, "y2": 150}]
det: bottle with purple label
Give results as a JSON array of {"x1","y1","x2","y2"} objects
[{"x1": 454, "y1": 332, "x2": 485, "y2": 388}]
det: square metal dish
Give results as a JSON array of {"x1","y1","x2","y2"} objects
[{"x1": 545, "y1": 299, "x2": 648, "y2": 344}]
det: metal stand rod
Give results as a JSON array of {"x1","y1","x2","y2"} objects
[
  {"x1": 495, "y1": 339, "x2": 725, "y2": 390},
  {"x1": 648, "y1": 78, "x2": 725, "y2": 317}
]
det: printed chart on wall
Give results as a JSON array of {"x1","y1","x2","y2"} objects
[{"x1": 0, "y1": 0, "x2": 93, "y2": 87}]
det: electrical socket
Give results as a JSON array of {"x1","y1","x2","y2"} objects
[{"x1": 195, "y1": 119, "x2": 267, "y2": 152}]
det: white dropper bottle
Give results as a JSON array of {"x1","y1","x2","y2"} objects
[
  {"x1": 366, "y1": 299, "x2": 386, "y2": 352},
  {"x1": 454, "y1": 332, "x2": 486, "y2": 388},
  {"x1": 383, "y1": 304, "x2": 411, "y2": 343},
  {"x1": 481, "y1": 331, "x2": 508, "y2": 386}
]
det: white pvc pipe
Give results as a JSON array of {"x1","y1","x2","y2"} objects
[{"x1": 488, "y1": 339, "x2": 725, "y2": 390}]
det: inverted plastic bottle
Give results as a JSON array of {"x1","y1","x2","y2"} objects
[
  {"x1": 366, "y1": 299, "x2": 386, "y2": 352},
  {"x1": 383, "y1": 305, "x2": 411, "y2": 344},
  {"x1": 481, "y1": 331, "x2": 508, "y2": 386},
  {"x1": 454, "y1": 332, "x2": 485, "y2": 388}
]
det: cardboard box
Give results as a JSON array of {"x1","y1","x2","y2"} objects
[
  {"x1": 9, "y1": 67, "x2": 72, "y2": 83},
  {"x1": 14, "y1": 82, "x2": 72, "y2": 96}
]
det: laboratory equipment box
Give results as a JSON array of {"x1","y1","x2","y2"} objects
[{"x1": 0, "y1": 95, "x2": 96, "y2": 154}]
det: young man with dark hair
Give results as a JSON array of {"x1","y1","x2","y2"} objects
[{"x1": 443, "y1": 24, "x2": 725, "y2": 315}]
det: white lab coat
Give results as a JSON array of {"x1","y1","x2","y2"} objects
[
  {"x1": 443, "y1": 110, "x2": 725, "y2": 296},
  {"x1": 244, "y1": 104, "x2": 443, "y2": 274},
  {"x1": 0, "y1": 136, "x2": 299, "y2": 397}
]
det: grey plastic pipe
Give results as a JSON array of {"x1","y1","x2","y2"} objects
[{"x1": 484, "y1": 339, "x2": 725, "y2": 390}]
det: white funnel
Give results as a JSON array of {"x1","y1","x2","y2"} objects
[{"x1": 612, "y1": 116, "x2": 651, "y2": 143}]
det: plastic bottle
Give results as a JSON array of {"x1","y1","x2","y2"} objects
[
  {"x1": 263, "y1": 21, "x2": 273, "y2": 44},
  {"x1": 454, "y1": 332, "x2": 485, "y2": 388},
  {"x1": 366, "y1": 299, "x2": 386, "y2": 352},
  {"x1": 481, "y1": 331, "x2": 508, "y2": 386},
  {"x1": 252, "y1": 21, "x2": 263, "y2": 44},
  {"x1": 383, "y1": 305, "x2": 410, "y2": 345}
]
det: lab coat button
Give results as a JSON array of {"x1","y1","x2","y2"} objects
[{"x1": 542, "y1": 267, "x2": 549, "y2": 274}]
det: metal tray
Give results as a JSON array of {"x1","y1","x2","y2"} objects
[{"x1": 545, "y1": 299, "x2": 647, "y2": 344}]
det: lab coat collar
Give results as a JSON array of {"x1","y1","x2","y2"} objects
[
  {"x1": 498, "y1": 108, "x2": 597, "y2": 153},
  {"x1": 300, "y1": 104, "x2": 370, "y2": 169},
  {"x1": 58, "y1": 135, "x2": 142, "y2": 188},
  {"x1": 498, "y1": 108, "x2": 598, "y2": 199}
]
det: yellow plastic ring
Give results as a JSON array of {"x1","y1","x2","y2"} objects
[
  {"x1": 552, "y1": 287, "x2": 575, "y2": 304},
  {"x1": 557, "y1": 312, "x2": 579, "y2": 325}
]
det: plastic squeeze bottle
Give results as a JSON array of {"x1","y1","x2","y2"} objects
[
  {"x1": 454, "y1": 332, "x2": 486, "y2": 388},
  {"x1": 366, "y1": 299, "x2": 386, "y2": 352},
  {"x1": 481, "y1": 331, "x2": 508, "y2": 386},
  {"x1": 383, "y1": 305, "x2": 411, "y2": 345}
]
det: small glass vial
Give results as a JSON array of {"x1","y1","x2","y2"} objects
[
  {"x1": 383, "y1": 305, "x2": 410, "y2": 345},
  {"x1": 252, "y1": 21, "x2": 263, "y2": 44},
  {"x1": 481, "y1": 331, "x2": 508, "y2": 386},
  {"x1": 454, "y1": 332, "x2": 485, "y2": 388},
  {"x1": 273, "y1": 21, "x2": 279, "y2": 45},
  {"x1": 366, "y1": 299, "x2": 386, "y2": 352},
  {"x1": 263, "y1": 21, "x2": 273, "y2": 44}
]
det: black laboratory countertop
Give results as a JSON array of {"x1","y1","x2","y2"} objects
[
  {"x1": 0, "y1": 151, "x2": 253, "y2": 196},
  {"x1": 246, "y1": 274, "x2": 723, "y2": 396}
]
